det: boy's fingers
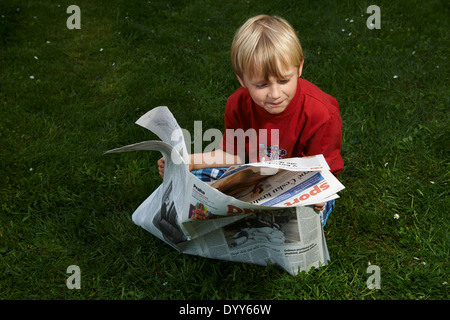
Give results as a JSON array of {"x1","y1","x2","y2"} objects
[
  {"x1": 313, "y1": 202, "x2": 325, "y2": 211},
  {"x1": 157, "y1": 157, "x2": 165, "y2": 178}
]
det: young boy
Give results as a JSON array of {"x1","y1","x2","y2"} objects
[{"x1": 158, "y1": 15, "x2": 343, "y2": 225}]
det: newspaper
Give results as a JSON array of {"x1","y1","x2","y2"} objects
[{"x1": 106, "y1": 107, "x2": 345, "y2": 275}]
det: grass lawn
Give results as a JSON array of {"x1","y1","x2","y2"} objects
[{"x1": 0, "y1": 0, "x2": 448, "y2": 300}]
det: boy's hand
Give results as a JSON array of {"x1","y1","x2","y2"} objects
[
  {"x1": 157, "y1": 156, "x2": 195, "y2": 178},
  {"x1": 313, "y1": 203, "x2": 325, "y2": 211},
  {"x1": 157, "y1": 157, "x2": 165, "y2": 178}
]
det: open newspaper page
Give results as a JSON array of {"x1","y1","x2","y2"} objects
[
  {"x1": 210, "y1": 157, "x2": 344, "y2": 207},
  {"x1": 178, "y1": 204, "x2": 330, "y2": 275},
  {"x1": 106, "y1": 107, "x2": 345, "y2": 275},
  {"x1": 135, "y1": 106, "x2": 190, "y2": 164}
]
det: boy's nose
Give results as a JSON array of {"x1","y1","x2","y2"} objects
[{"x1": 268, "y1": 85, "x2": 281, "y2": 99}]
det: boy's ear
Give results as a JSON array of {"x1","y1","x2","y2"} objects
[
  {"x1": 297, "y1": 60, "x2": 304, "y2": 78},
  {"x1": 235, "y1": 73, "x2": 246, "y2": 88}
]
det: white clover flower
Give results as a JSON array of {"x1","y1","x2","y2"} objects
[
  {"x1": 30, "y1": 75, "x2": 35, "y2": 79},
  {"x1": 393, "y1": 75, "x2": 398, "y2": 79}
]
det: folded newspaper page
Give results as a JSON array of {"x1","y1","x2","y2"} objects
[{"x1": 106, "y1": 107, "x2": 345, "y2": 275}]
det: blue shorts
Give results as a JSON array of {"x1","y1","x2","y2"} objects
[
  {"x1": 191, "y1": 168, "x2": 334, "y2": 227},
  {"x1": 320, "y1": 199, "x2": 335, "y2": 227},
  {"x1": 191, "y1": 167, "x2": 228, "y2": 182}
]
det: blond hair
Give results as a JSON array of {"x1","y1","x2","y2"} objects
[{"x1": 231, "y1": 15, "x2": 304, "y2": 81}]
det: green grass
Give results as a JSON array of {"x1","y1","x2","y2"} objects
[{"x1": 0, "y1": 0, "x2": 448, "y2": 300}]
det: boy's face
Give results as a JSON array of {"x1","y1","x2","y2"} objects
[{"x1": 236, "y1": 63, "x2": 303, "y2": 114}]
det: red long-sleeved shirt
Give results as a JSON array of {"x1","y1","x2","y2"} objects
[{"x1": 220, "y1": 78, "x2": 344, "y2": 176}]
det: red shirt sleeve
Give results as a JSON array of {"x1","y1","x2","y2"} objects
[
  {"x1": 299, "y1": 96, "x2": 343, "y2": 176},
  {"x1": 303, "y1": 113, "x2": 343, "y2": 175},
  {"x1": 220, "y1": 87, "x2": 251, "y2": 159}
]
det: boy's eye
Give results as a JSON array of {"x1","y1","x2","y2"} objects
[{"x1": 253, "y1": 77, "x2": 290, "y2": 88}]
